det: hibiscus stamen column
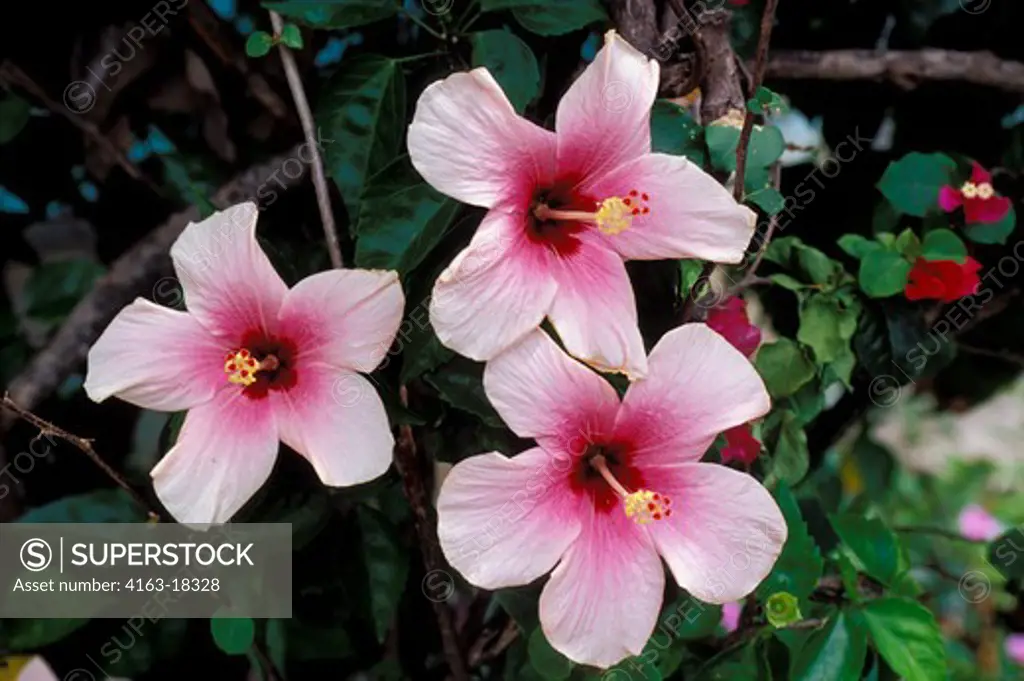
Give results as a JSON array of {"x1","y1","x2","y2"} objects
[
  {"x1": 533, "y1": 190, "x2": 652, "y2": 236},
  {"x1": 223, "y1": 349, "x2": 279, "y2": 387},
  {"x1": 589, "y1": 454, "x2": 673, "y2": 524}
]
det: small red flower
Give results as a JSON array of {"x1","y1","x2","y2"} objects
[
  {"x1": 721, "y1": 424, "x2": 761, "y2": 465},
  {"x1": 705, "y1": 296, "x2": 762, "y2": 357},
  {"x1": 905, "y1": 257, "x2": 982, "y2": 303},
  {"x1": 938, "y1": 162, "x2": 1012, "y2": 225}
]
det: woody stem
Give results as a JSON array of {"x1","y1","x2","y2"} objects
[{"x1": 589, "y1": 455, "x2": 630, "y2": 498}]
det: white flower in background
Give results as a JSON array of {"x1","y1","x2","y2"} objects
[{"x1": 769, "y1": 105, "x2": 824, "y2": 167}]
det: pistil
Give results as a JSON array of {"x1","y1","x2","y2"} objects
[{"x1": 590, "y1": 454, "x2": 672, "y2": 525}]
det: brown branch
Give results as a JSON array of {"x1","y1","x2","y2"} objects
[
  {"x1": 268, "y1": 11, "x2": 343, "y2": 269},
  {"x1": 0, "y1": 61, "x2": 164, "y2": 197},
  {"x1": 764, "y1": 49, "x2": 1024, "y2": 94},
  {"x1": 957, "y1": 343, "x2": 1024, "y2": 367},
  {"x1": 733, "y1": 0, "x2": 780, "y2": 202},
  {"x1": 1, "y1": 395, "x2": 160, "y2": 521},
  {"x1": 468, "y1": 618, "x2": 520, "y2": 668},
  {"x1": 393, "y1": 386, "x2": 468, "y2": 681}
]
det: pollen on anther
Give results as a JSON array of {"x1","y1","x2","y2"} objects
[
  {"x1": 623, "y1": 198, "x2": 632, "y2": 206},
  {"x1": 629, "y1": 189, "x2": 638, "y2": 197},
  {"x1": 227, "y1": 363, "x2": 236, "y2": 371},
  {"x1": 641, "y1": 193, "x2": 649, "y2": 201},
  {"x1": 642, "y1": 207, "x2": 650, "y2": 215},
  {"x1": 632, "y1": 208, "x2": 640, "y2": 216},
  {"x1": 240, "y1": 370, "x2": 249, "y2": 377}
]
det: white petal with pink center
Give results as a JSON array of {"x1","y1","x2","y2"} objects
[
  {"x1": 85, "y1": 202, "x2": 404, "y2": 525},
  {"x1": 436, "y1": 327, "x2": 785, "y2": 668},
  {"x1": 409, "y1": 30, "x2": 754, "y2": 372}
]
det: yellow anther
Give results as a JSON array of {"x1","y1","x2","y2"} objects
[
  {"x1": 623, "y1": 489, "x2": 673, "y2": 525},
  {"x1": 595, "y1": 197, "x2": 633, "y2": 235},
  {"x1": 961, "y1": 181, "x2": 979, "y2": 199},
  {"x1": 977, "y1": 182, "x2": 994, "y2": 200},
  {"x1": 223, "y1": 348, "x2": 277, "y2": 387}
]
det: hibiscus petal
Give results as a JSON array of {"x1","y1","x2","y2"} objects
[
  {"x1": 437, "y1": 447, "x2": 580, "y2": 589},
  {"x1": 429, "y1": 210, "x2": 558, "y2": 361},
  {"x1": 152, "y1": 389, "x2": 278, "y2": 524},
  {"x1": 85, "y1": 298, "x2": 225, "y2": 411},
  {"x1": 616, "y1": 324, "x2": 770, "y2": 463},
  {"x1": 556, "y1": 30, "x2": 659, "y2": 182},
  {"x1": 278, "y1": 269, "x2": 404, "y2": 372},
  {"x1": 170, "y1": 202, "x2": 288, "y2": 340},
  {"x1": 937, "y1": 185, "x2": 962, "y2": 212},
  {"x1": 483, "y1": 330, "x2": 619, "y2": 443},
  {"x1": 645, "y1": 463, "x2": 786, "y2": 603},
  {"x1": 539, "y1": 504, "x2": 664, "y2": 667},
  {"x1": 547, "y1": 235, "x2": 648, "y2": 378},
  {"x1": 408, "y1": 68, "x2": 556, "y2": 210},
  {"x1": 274, "y1": 366, "x2": 393, "y2": 487},
  {"x1": 965, "y1": 196, "x2": 1012, "y2": 225},
  {"x1": 585, "y1": 153, "x2": 756, "y2": 263}
]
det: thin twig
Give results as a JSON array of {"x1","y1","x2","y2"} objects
[
  {"x1": 468, "y1": 617, "x2": 520, "y2": 668},
  {"x1": 957, "y1": 343, "x2": 1024, "y2": 368},
  {"x1": 1, "y1": 394, "x2": 160, "y2": 521},
  {"x1": 393, "y1": 386, "x2": 469, "y2": 681},
  {"x1": 267, "y1": 11, "x2": 343, "y2": 269},
  {"x1": 0, "y1": 61, "x2": 164, "y2": 198},
  {"x1": 733, "y1": 0, "x2": 780, "y2": 202},
  {"x1": 250, "y1": 639, "x2": 282, "y2": 681},
  {"x1": 728, "y1": 162, "x2": 782, "y2": 295},
  {"x1": 894, "y1": 524, "x2": 989, "y2": 544}
]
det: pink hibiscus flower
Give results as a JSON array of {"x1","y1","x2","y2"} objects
[
  {"x1": 436, "y1": 326, "x2": 786, "y2": 667},
  {"x1": 720, "y1": 601, "x2": 743, "y2": 633},
  {"x1": 720, "y1": 424, "x2": 762, "y2": 466},
  {"x1": 84, "y1": 203, "x2": 405, "y2": 524},
  {"x1": 1007, "y1": 633, "x2": 1024, "y2": 666},
  {"x1": 939, "y1": 162, "x2": 1012, "y2": 225},
  {"x1": 705, "y1": 296, "x2": 762, "y2": 358},
  {"x1": 408, "y1": 31, "x2": 755, "y2": 378}
]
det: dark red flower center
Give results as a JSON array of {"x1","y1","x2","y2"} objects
[{"x1": 224, "y1": 330, "x2": 299, "y2": 399}]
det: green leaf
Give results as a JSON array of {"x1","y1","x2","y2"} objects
[
  {"x1": 470, "y1": 29, "x2": 540, "y2": 113},
  {"x1": 705, "y1": 124, "x2": 741, "y2": 171},
  {"x1": 18, "y1": 489, "x2": 146, "y2": 523},
  {"x1": 829, "y1": 515, "x2": 900, "y2": 585},
  {"x1": 481, "y1": 0, "x2": 607, "y2": 36},
  {"x1": 757, "y1": 483, "x2": 823, "y2": 601},
  {"x1": 790, "y1": 611, "x2": 868, "y2": 681},
  {"x1": 245, "y1": 30, "x2": 274, "y2": 57},
  {"x1": 354, "y1": 155, "x2": 459, "y2": 274},
  {"x1": 876, "y1": 152, "x2": 956, "y2": 217},
  {"x1": 0, "y1": 618, "x2": 90, "y2": 651},
  {"x1": 755, "y1": 338, "x2": 817, "y2": 398},
  {"x1": 317, "y1": 55, "x2": 405, "y2": 225},
  {"x1": 765, "y1": 410, "x2": 810, "y2": 488},
  {"x1": 650, "y1": 100, "x2": 707, "y2": 166},
  {"x1": 861, "y1": 598, "x2": 946, "y2": 681},
  {"x1": 893, "y1": 228, "x2": 921, "y2": 259},
  {"x1": 764, "y1": 237, "x2": 841, "y2": 287},
  {"x1": 0, "y1": 94, "x2": 31, "y2": 144},
  {"x1": 22, "y1": 259, "x2": 106, "y2": 323},
  {"x1": 280, "y1": 23, "x2": 304, "y2": 49},
  {"x1": 769, "y1": 273, "x2": 809, "y2": 291},
  {"x1": 262, "y1": 0, "x2": 397, "y2": 29},
  {"x1": 400, "y1": 315, "x2": 454, "y2": 383},
  {"x1": 527, "y1": 628, "x2": 573, "y2": 680},
  {"x1": 857, "y1": 250, "x2": 911, "y2": 298},
  {"x1": 963, "y1": 203, "x2": 1017, "y2": 244},
  {"x1": 356, "y1": 507, "x2": 409, "y2": 643},
  {"x1": 747, "y1": 125, "x2": 786, "y2": 167},
  {"x1": 837, "y1": 234, "x2": 883, "y2": 260},
  {"x1": 426, "y1": 357, "x2": 504, "y2": 427},
  {"x1": 987, "y1": 527, "x2": 1024, "y2": 580},
  {"x1": 920, "y1": 228, "x2": 966, "y2": 262},
  {"x1": 797, "y1": 293, "x2": 860, "y2": 365},
  {"x1": 747, "y1": 187, "x2": 786, "y2": 216},
  {"x1": 210, "y1": 617, "x2": 255, "y2": 655}
]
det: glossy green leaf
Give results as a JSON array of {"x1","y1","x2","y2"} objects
[
  {"x1": 280, "y1": 23, "x2": 304, "y2": 49},
  {"x1": 755, "y1": 338, "x2": 817, "y2": 398},
  {"x1": 837, "y1": 234, "x2": 882, "y2": 260},
  {"x1": 757, "y1": 483, "x2": 823, "y2": 601},
  {"x1": 858, "y1": 250, "x2": 911, "y2": 298},
  {"x1": 470, "y1": 29, "x2": 540, "y2": 113},
  {"x1": 481, "y1": 0, "x2": 607, "y2": 36},
  {"x1": 651, "y1": 100, "x2": 707, "y2": 166},
  {"x1": 527, "y1": 627, "x2": 573, "y2": 680},
  {"x1": 262, "y1": 0, "x2": 397, "y2": 29},
  {"x1": 790, "y1": 611, "x2": 867, "y2": 681},
  {"x1": 797, "y1": 293, "x2": 860, "y2": 364},
  {"x1": 245, "y1": 31, "x2": 274, "y2": 57},
  {"x1": 963, "y1": 203, "x2": 1016, "y2": 244},
  {"x1": 747, "y1": 186, "x2": 786, "y2": 216},
  {"x1": 426, "y1": 357, "x2": 504, "y2": 427},
  {"x1": 354, "y1": 155, "x2": 459, "y2": 274},
  {"x1": 765, "y1": 410, "x2": 810, "y2": 488},
  {"x1": 210, "y1": 616, "x2": 255, "y2": 655},
  {"x1": 876, "y1": 152, "x2": 956, "y2": 217},
  {"x1": 920, "y1": 228, "x2": 966, "y2": 262},
  {"x1": 317, "y1": 55, "x2": 405, "y2": 225},
  {"x1": 861, "y1": 598, "x2": 946, "y2": 681},
  {"x1": 357, "y1": 507, "x2": 409, "y2": 643},
  {"x1": 829, "y1": 515, "x2": 900, "y2": 585}
]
